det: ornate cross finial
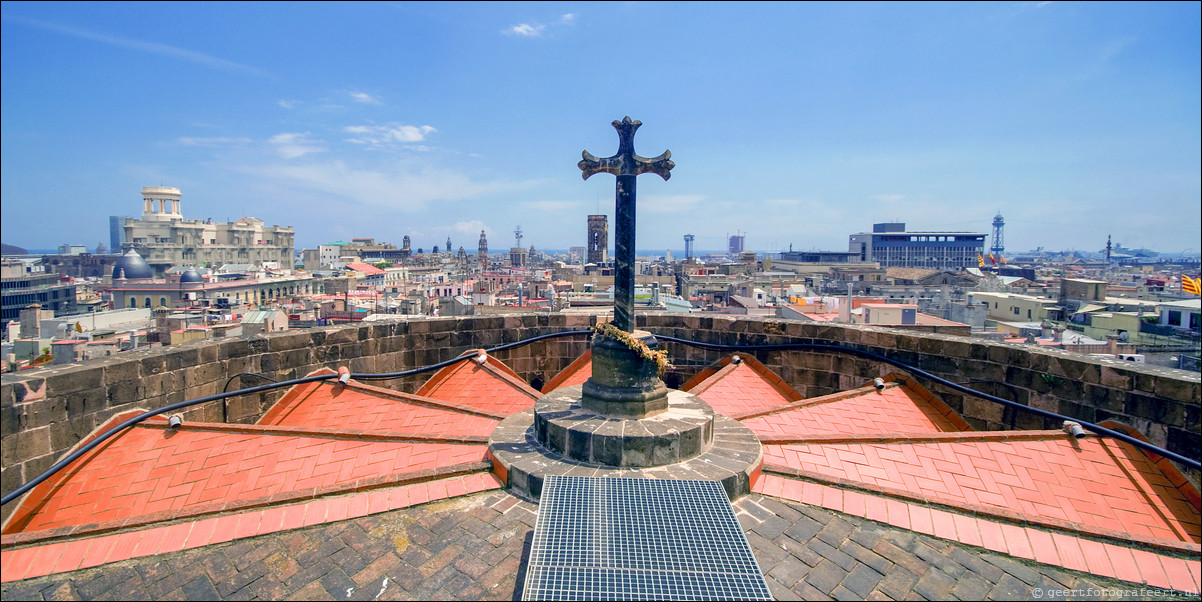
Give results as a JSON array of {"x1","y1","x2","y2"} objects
[
  {"x1": 579, "y1": 117, "x2": 674, "y2": 181},
  {"x1": 577, "y1": 117, "x2": 673, "y2": 333}
]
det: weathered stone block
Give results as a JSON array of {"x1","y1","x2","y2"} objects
[
  {"x1": 18, "y1": 396, "x2": 67, "y2": 430},
  {"x1": 219, "y1": 339, "x2": 252, "y2": 360},
  {"x1": 139, "y1": 354, "x2": 168, "y2": 376},
  {"x1": 1, "y1": 426, "x2": 51, "y2": 466},
  {"x1": 49, "y1": 414, "x2": 96, "y2": 453},
  {"x1": 102, "y1": 360, "x2": 141, "y2": 384},
  {"x1": 268, "y1": 331, "x2": 310, "y2": 352},
  {"x1": 1152, "y1": 375, "x2": 1200, "y2": 404},
  {"x1": 1124, "y1": 394, "x2": 1172, "y2": 423},
  {"x1": 962, "y1": 397, "x2": 1004, "y2": 424},
  {"x1": 184, "y1": 361, "x2": 227, "y2": 389},
  {"x1": 45, "y1": 366, "x2": 104, "y2": 397}
]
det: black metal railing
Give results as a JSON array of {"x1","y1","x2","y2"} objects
[{"x1": 3, "y1": 328, "x2": 1196, "y2": 508}]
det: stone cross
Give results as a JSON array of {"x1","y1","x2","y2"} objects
[{"x1": 579, "y1": 117, "x2": 674, "y2": 332}]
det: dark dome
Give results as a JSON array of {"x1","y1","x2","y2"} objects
[
  {"x1": 180, "y1": 267, "x2": 203, "y2": 283},
  {"x1": 112, "y1": 250, "x2": 154, "y2": 280}
]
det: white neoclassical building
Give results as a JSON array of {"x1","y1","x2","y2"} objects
[{"x1": 123, "y1": 187, "x2": 294, "y2": 275}]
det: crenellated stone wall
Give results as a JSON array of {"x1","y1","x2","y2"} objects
[{"x1": 3, "y1": 313, "x2": 1198, "y2": 525}]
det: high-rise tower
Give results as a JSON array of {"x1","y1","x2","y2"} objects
[
  {"x1": 727, "y1": 232, "x2": 745, "y2": 255},
  {"x1": 587, "y1": 215, "x2": 608, "y2": 264},
  {"x1": 683, "y1": 234, "x2": 695, "y2": 261}
]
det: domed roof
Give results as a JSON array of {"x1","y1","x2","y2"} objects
[
  {"x1": 180, "y1": 267, "x2": 204, "y2": 283},
  {"x1": 112, "y1": 250, "x2": 153, "y2": 280}
]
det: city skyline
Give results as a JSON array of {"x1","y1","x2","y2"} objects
[{"x1": 2, "y1": 2, "x2": 1199, "y2": 255}]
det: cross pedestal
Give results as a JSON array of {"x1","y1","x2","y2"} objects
[
  {"x1": 578, "y1": 117, "x2": 675, "y2": 420},
  {"x1": 580, "y1": 329, "x2": 669, "y2": 416}
]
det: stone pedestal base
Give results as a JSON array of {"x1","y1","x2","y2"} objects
[
  {"x1": 535, "y1": 387, "x2": 713, "y2": 467},
  {"x1": 581, "y1": 330, "x2": 669, "y2": 416},
  {"x1": 488, "y1": 386, "x2": 764, "y2": 501}
]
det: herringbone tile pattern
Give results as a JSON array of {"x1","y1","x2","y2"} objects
[
  {"x1": 259, "y1": 382, "x2": 499, "y2": 438},
  {"x1": 762, "y1": 435, "x2": 1201, "y2": 544},
  {"x1": 689, "y1": 361, "x2": 798, "y2": 416},
  {"x1": 415, "y1": 359, "x2": 539, "y2": 415},
  {"x1": 743, "y1": 385, "x2": 968, "y2": 436},
  {"x1": 4, "y1": 420, "x2": 487, "y2": 535}
]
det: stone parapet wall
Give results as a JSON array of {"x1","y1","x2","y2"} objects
[
  {"x1": 0, "y1": 314, "x2": 594, "y2": 525},
  {"x1": 3, "y1": 313, "x2": 1198, "y2": 524},
  {"x1": 639, "y1": 314, "x2": 1199, "y2": 475}
]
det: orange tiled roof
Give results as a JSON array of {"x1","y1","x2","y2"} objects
[
  {"x1": 683, "y1": 354, "x2": 801, "y2": 416},
  {"x1": 1, "y1": 413, "x2": 488, "y2": 537},
  {"x1": 740, "y1": 375, "x2": 972, "y2": 436},
  {"x1": 2, "y1": 347, "x2": 1198, "y2": 590},
  {"x1": 760, "y1": 431, "x2": 1200, "y2": 548},
  {"x1": 415, "y1": 351, "x2": 540, "y2": 415},
  {"x1": 260, "y1": 370, "x2": 503, "y2": 437}
]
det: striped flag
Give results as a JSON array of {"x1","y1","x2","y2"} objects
[
  {"x1": 1183, "y1": 275, "x2": 1202, "y2": 296},
  {"x1": 988, "y1": 253, "x2": 997, "y2": 266},
  {"x1": 978, "y1": 254, "x2": 984, "y2": 267}
]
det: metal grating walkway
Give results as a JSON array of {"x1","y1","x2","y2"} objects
[{"x1": 523, "y1": 476, "x2": 772, "y2": 601}]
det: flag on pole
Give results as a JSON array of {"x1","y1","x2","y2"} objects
[
  {"x1": 1000, "y1": 254, "x2": 1007, "y2": 264},
  {"x1": 988, "y1": 253, "x2": 997, "y2": 266},
  {"x1": 977, "y1": 254, "x2": 984, "y2": 267},
  {"x1": 1183, "y1": 275, "x2": 1202, "y2": 296}
]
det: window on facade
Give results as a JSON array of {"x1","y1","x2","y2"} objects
[
  {"x1": 1168, "y1": 310, "x2": 1182, "y2": 326},
  {"x1": 1013, "y1": 307, "x2": 1020, "y2": 315}
]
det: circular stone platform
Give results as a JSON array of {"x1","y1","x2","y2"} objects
[
  {"x1": 489, "y1": 386, "x2": 763, "y2": 501},
  {"x1": 534, "y1": 386, "x2": 714, "y2": 467}
]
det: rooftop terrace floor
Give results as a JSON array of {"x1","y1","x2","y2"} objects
[{"x1": 2, "y1": 489, "x2": 1197, "y2": 601}]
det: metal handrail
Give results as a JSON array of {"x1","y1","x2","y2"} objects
[
  {"x1": 0, "y1": 330, "x2": 593, "y2": 506},
  {"x1": 4, "y1": 327, "x2": 1196, "y2": 508},
  {"x1": 653, "y1": 334, "x2": 1201, "y2": 471}
]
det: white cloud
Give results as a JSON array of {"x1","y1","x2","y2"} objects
[
  {"x1": 349, "y1": 91, "x2": 382, "y2": 104},
  {"x1": 560, "y1": 14, "x2": 576, "y2": 24},
  {"x1": 343, "y1": 123, "x2": 437, "y2": 147},
  {"x1": 239, "y1": 160, "x2": 535, "y2": 213},
  {"x1": 278, "y1": 100, "x2": 298, "y2": 110},
  {"x1": 455, "y1": 221, "x2": 490, "y2": 235},
  {"x1": 268, "y1": 132, "x2": 326, "y2": 159},
  {"x1": 506, "y1": 23, "x2": 545, "y2": 37},
  {"x1": 8, "y1": 16, "x2": 269, "y2": 77}
]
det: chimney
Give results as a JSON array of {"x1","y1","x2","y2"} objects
[{"x1": 1106, "y1": 332, "x2": 1119, "y2": 355}]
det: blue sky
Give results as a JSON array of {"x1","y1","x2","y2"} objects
[{"x1": 2, "y1": 2, "x2": 1199, "y2": 256}]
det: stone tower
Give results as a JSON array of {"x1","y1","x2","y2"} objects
[
  {"x1": 587, "y1": 215, "x2": 608, "y2": 264},
  {"x1": 478, "y1": 230, "x2": 488, "y2": 272}
]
